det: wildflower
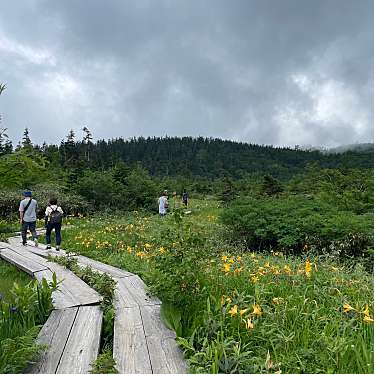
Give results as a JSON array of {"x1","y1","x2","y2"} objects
[
  {"x1": 250, "y1": 253, "x2": 256, "y2": 258},
  {"x1": 239, "y1": 308, "x2": 248, "y2": 316},
  {"x1": 229, "y1": 305, "x2": 238, "y2": 316},
  {"x1": 305, "y1": 259, "x2": 312, "y2": 278},
  {"x1": 343, "y1": 303, "x2": 356, "y2": 313},
  {"x1": 252, "y1": 304, "x2": 262, "y2": 316},
  {"x1": 237, "y1": 256, "x2": 242, "y2": 261},
  {"x1": 251, "y1": 275, "x2": 259, "y2": 284},
  {"x1": 221, "y1": 255, "x2": 228, "y2": 262},
  {"x1": 363, "y1": 315, "x2": 374, "y2": 323},
  {"x1": 363, "y1": 304, "x2": 371, "y2": 318},
  {"x1": 234, "y1": 267, "x2": 243, "y2": 275},
  {"x1": 144, "y1": 243, "x2": 152, "y2": 249},
  {"x1": 264, "y1": 261, "x2": 270, "y2": 268},
  {"x1": 222, "y1": 263, "x2": 231, "y2": 273},
  {"x1": 136, "y1": 251, "x2": 145, "y2": 258},
  {"x1": 283, "y1": 265, "x2": 292, "y2": 275},
  {"x1": 159, "y1": 247, "x2": 166, "y2": 254},
  {"x1": 272, "y1": 297, "x2": 284, "y2": 305},
  {"x1": 244, "y1": 317, "x2": 254, "y2": 329},
  {"x1": 228, "y1": 257, "x2": 235, "y2": 264}
]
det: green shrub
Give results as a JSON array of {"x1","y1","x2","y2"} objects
[
  {"x1": 0, "y1": 183, "x2": 90, "y2": 218},
  {"x1": 221, "y1": 196, "x2": 374, "y2": 258}
]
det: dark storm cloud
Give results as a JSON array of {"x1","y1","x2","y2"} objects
[{"x1": 1, "y1": 0, "x2": 374, "y2": 146}]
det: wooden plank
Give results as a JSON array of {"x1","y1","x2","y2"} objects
[
  {"x1": 141, "y1": 305, "x2": 188, "y2": 374},
  {"x1": 8, "y1": 245, "x2": 51, "y2": 268},
  {"x1": 34, "y1": 269, "x2": 79, "y2": 309},
  {"x1": 56, "y1": 305, "x2": 103, "y2": 374},
  {"x1": 113, "y1": 305, "x2": 152, "y2": 374},
  {"x1": 77, "y1": 255, "x2": 133, "y2": 278},
  {"x1": 25, "y1": 308, "x2": 79, "y2": 374},
  {"x1": 46, "y1": 262, "x2": 102, "y2": 306},
  {"x1": 0, "y1": 241, "x2": 8, "y2": 249},
  {"x1": 0, "y1": 248, "x2": 48, "y2": 275},
  {"x1": 116, "y1": 276, "x2": 161, "y2": 308}
]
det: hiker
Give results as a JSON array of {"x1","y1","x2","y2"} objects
[
  {"x1": 19, "y1": 191, "x2": 38, "y2": 246},
  {"x1": 158, "y1": 190, "x2": 168, "y2": 217},
  {"x1": 45, "y1": 197, "x2": 64, "y2": 250},
  {"x1": 182, "y1": 189, "x2": 189, "y2": 207}
]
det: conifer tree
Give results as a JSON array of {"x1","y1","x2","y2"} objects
[
  {"x1": 22, "y1": 127, "x2": 32, "y2": 148},
  {"x1": 82, "y1": 126, "x2": 93, "y2": 162}
]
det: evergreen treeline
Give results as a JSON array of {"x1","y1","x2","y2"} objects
[
  {"x1": 44, "y1": 135, "x2": 374, "y2": 179},
  {"x1": 4, "y1": 125, "x2": 374, "y2": 179}
]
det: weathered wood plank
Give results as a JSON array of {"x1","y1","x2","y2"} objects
[
  {"x1": 0, "y1": 241, "x2": 8, "y2": 249},
  {"x1": 141, "y1": 305, "x2": 188, "y2": 373},
  {"x1": 116, "y1": 276, "x2": 161, "y2": 308},
  {"x1": 114, "y1": 304, "x2": 152, "y2": 374},
  {"x1": 46, "y1": 262, "x2": 102, "y2": 306},
  {"x1": 77, "y1": 255, "x2": 133, "y2": 278},
  {"x1": 56, "y1": 305, "x2": 103, "y2": 374},
  {"x1": 25, "y1": 307, "x2": 78, "y2": 374},
  {"x1": 0, "y1": 248, "x2": 48, "y2": 275},
  {"x1": 34, "y1": 269, "x2": 80, "y2": 309},
  {"x1": 8, "y1": 246, "x2": 51, "y2": 268}
]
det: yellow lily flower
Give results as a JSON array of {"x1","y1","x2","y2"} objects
[
  {"x1": 229, "y1": 305, "x2": 238, "y2": 317},
  {"x1": 239, "y1": 308, "x2": 248, "y2": 316},
  {"x1": 223, "y1": 263, "x2": 231, "y2": 273},
  {"x1": 305, "y1": 259, "x2": 312, "y2": 278},
  {"x1": 244, "y1": 317, "x2": 254, "y2": 329},
  {"x1": 363, "y1": 304, "x2": 370, "y2": 318},
  {"x1": 252, "y1": 304, "x2": 262, "y2": 316},
  {"x1": 363, "y1": 315, "x2": 374, "y2": 323},
  {"x1": 343, "y1": 303, "x2": 356, "y2": 313}
]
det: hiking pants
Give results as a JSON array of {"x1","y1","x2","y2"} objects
[
  {"x1": 46, "y1": 222, "x2": 62, "y2": 246},
  {"x1": 21, "y1": 221, "x2": 38, "y2": 245}
]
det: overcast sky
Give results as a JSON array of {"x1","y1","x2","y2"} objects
[{"x1": 1, "y1": 1, "x2": 374, "y2": 147}]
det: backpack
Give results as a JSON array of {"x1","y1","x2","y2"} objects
[{"x1": 49, "y1": 207, "x2": 63, "y2": 224}]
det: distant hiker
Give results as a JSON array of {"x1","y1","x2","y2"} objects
[
  {"x1": 158, "y1": 190, "x2": 168, "y2": 217},
  {"x1": 45, "y1": 197, "x2": 64, "y2": 251},
  {"x1": 182, "y1": 189, "x2": 189, "y2": 207},
  {"x1": 19, "y1": 191, "x2": 38, "y2": 246}
]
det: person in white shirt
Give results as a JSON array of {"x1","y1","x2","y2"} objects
[
  {"x1": 158, "y1": 190, "x2": 168, "y2": 217},
  {"x1": 45, "y1": 197, "x2": 64, "y2": 250}
]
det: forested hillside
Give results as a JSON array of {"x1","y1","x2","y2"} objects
[{"x1": 35, "y1": 134, "x2": 374, "y2": 179}]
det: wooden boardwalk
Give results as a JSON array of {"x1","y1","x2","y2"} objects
[
  {"x1": 0, "y1": 240, "x2": 103, "y2": 374},
  {"x1": 1, "y1": 237, "x2": 187, "y2": 373}
]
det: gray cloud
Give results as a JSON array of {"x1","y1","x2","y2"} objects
[{"x1": 1, "y1": 0, "x2": 374, "y2": 147}]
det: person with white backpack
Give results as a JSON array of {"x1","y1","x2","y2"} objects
[{"x1": 45, "y1": 197, "x2": 64, "y2": 250}]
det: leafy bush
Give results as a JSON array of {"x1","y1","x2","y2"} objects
[
  {"x1": 0, "y1": 183, "x2": 90, "y2": 218},
  {"x1": 221, "y1": 196, "x2": 374, "y2": 258},
  {"x1": 76, "y1": 166, "x2": 157, "y2": 211}
]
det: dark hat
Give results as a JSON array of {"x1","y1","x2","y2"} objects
[{"x1": 23, "y1": 191, "x2": 32, "y2": 197}]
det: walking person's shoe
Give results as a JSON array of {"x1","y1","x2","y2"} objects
[
  {"x1": 46, "y1": 245, "x2": 51, "y2": 249},
  {"x1": 22, "y1": 242, "x2": 27, "y2": 246},
  {"x1": 56, "y1": 245, "x2": 60, "y2": 251}
]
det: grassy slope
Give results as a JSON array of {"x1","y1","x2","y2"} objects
[{"x1": 59, "y1": 199, "x2": 374, "y2": 373}]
